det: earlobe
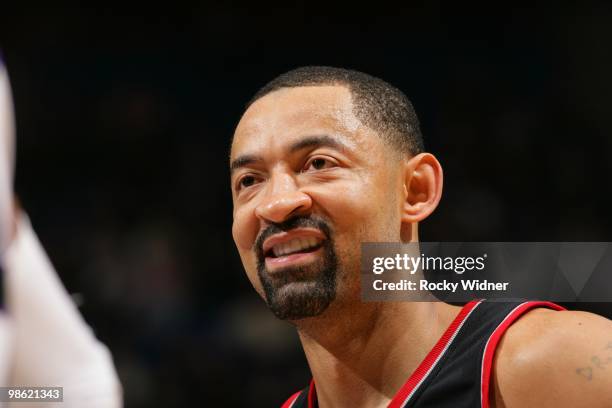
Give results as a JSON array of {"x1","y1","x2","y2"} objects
[{"x1": 401, "y1": 153, "x2": 443, "y2": 224}]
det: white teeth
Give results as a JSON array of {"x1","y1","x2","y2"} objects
[{"x1": 271, "y1": 237, "x2": 322, "y2": 257}]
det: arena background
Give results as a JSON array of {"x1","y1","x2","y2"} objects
[{"x1": 1, "y1": 4, "x2": 612, "y2": 407}]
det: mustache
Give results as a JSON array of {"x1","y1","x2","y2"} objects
[{"x1": 254, "y1": 215, "x2": 333, "y2": 260}]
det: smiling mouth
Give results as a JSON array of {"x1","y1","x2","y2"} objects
[{"x1": 264, "y1": 236, "x2": 325, "y2": 259}]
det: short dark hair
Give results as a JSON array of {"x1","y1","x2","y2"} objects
[{"x1": 247, "y1": 66, "x2": 424, "y2": 155}]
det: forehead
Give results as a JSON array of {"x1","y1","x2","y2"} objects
[{"x1": 231, "y1": 85, "x2": 365, "y2": 159}]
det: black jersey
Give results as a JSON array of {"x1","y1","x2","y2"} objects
[{"x1": 281, "y1": 299, "x2": 565, "y2": 408}]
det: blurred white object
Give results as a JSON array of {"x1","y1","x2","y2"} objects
[
  {"x1": 0, "y1": 57, "x2": 123, "y2": 407},
  {"x1": 0, "y1": 58, "x2": 15, "y2": 254},
  {"x1": 0, "y1": 53, "x2": 17, "y2": 398},
  {"x1": 3, "y1": 215, "x2": 123, "y2": 407},
  {"x1": 0, "y1": 312, "x2": 13, "y2": 392}
]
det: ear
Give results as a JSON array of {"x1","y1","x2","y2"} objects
[{"x1": 401, "y1": 152, "x2": 443, "y2": 224}]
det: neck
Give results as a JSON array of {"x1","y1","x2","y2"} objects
[{"x1": 295, "y1": 300, "x2": 461, "y2": 408}]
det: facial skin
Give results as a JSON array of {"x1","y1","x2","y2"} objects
[{"x1": 230, "y1": 85, "x2": 441, "y2": 321}]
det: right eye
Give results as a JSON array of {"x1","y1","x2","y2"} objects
[{"x1": 236, "y1": 175, "x2": 260, "y2": 191}]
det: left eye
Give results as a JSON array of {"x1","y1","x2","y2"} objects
[{"x1": 305, "y1": 157, "x2": 335, "y2": 171}]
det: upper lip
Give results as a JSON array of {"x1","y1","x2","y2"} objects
[{"x1": 262, "y1": 228, "x2": 326, "y2": 257}]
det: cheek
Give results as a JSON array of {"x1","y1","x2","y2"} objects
[
  {"x1": 314, "y1": 180, "x2": 399, "y2": 242},
  {"x1": 232, "y1": 204, "x2": 259, "y2": 251},
  {"x1": 232, "y1": 205, "x2": 265, "y2": 296}
]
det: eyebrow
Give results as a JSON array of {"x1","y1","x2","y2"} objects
[
  {"x1": 230, "y1": 154, "x2": 264, "y2": 175},
  {"x1": 230, "y1": 135, "x2": 349, "y2": 175},
  {"x1": 288, "y1": 135, "x2": 348, "y2": 154}
]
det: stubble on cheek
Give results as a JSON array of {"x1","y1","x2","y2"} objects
[{"x1": 237, "y1": 249, "x2": 266, "y2": 299}]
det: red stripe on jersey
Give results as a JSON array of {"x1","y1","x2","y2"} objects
[
  {"x1": 480, "y1": 301, "x2": 565, "y2": 408},
  {"x1": 280, "y1": 390, "x2": 301, "y2": 408},
  {"x1": 307, "y1": 378, "x2": 316, "y2": 408},
  {"x1": 388, "y1": 299, "x2": 483, "y2": 408}
]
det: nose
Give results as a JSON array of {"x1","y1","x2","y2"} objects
[{"x1": 255, "y1": 172, "x2": 312, "y2": 224}]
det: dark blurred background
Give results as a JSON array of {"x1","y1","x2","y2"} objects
[{"x1": 1, "y1": 3, "x2": 612, "y2": 407}]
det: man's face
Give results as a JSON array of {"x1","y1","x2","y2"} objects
[{"x1": 230, "y1": 85, "x2": 404, "y2": 320}]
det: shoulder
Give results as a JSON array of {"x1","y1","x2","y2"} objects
[{"x1": 492, "y1": 307, "x2": 612, "y2": 408}]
